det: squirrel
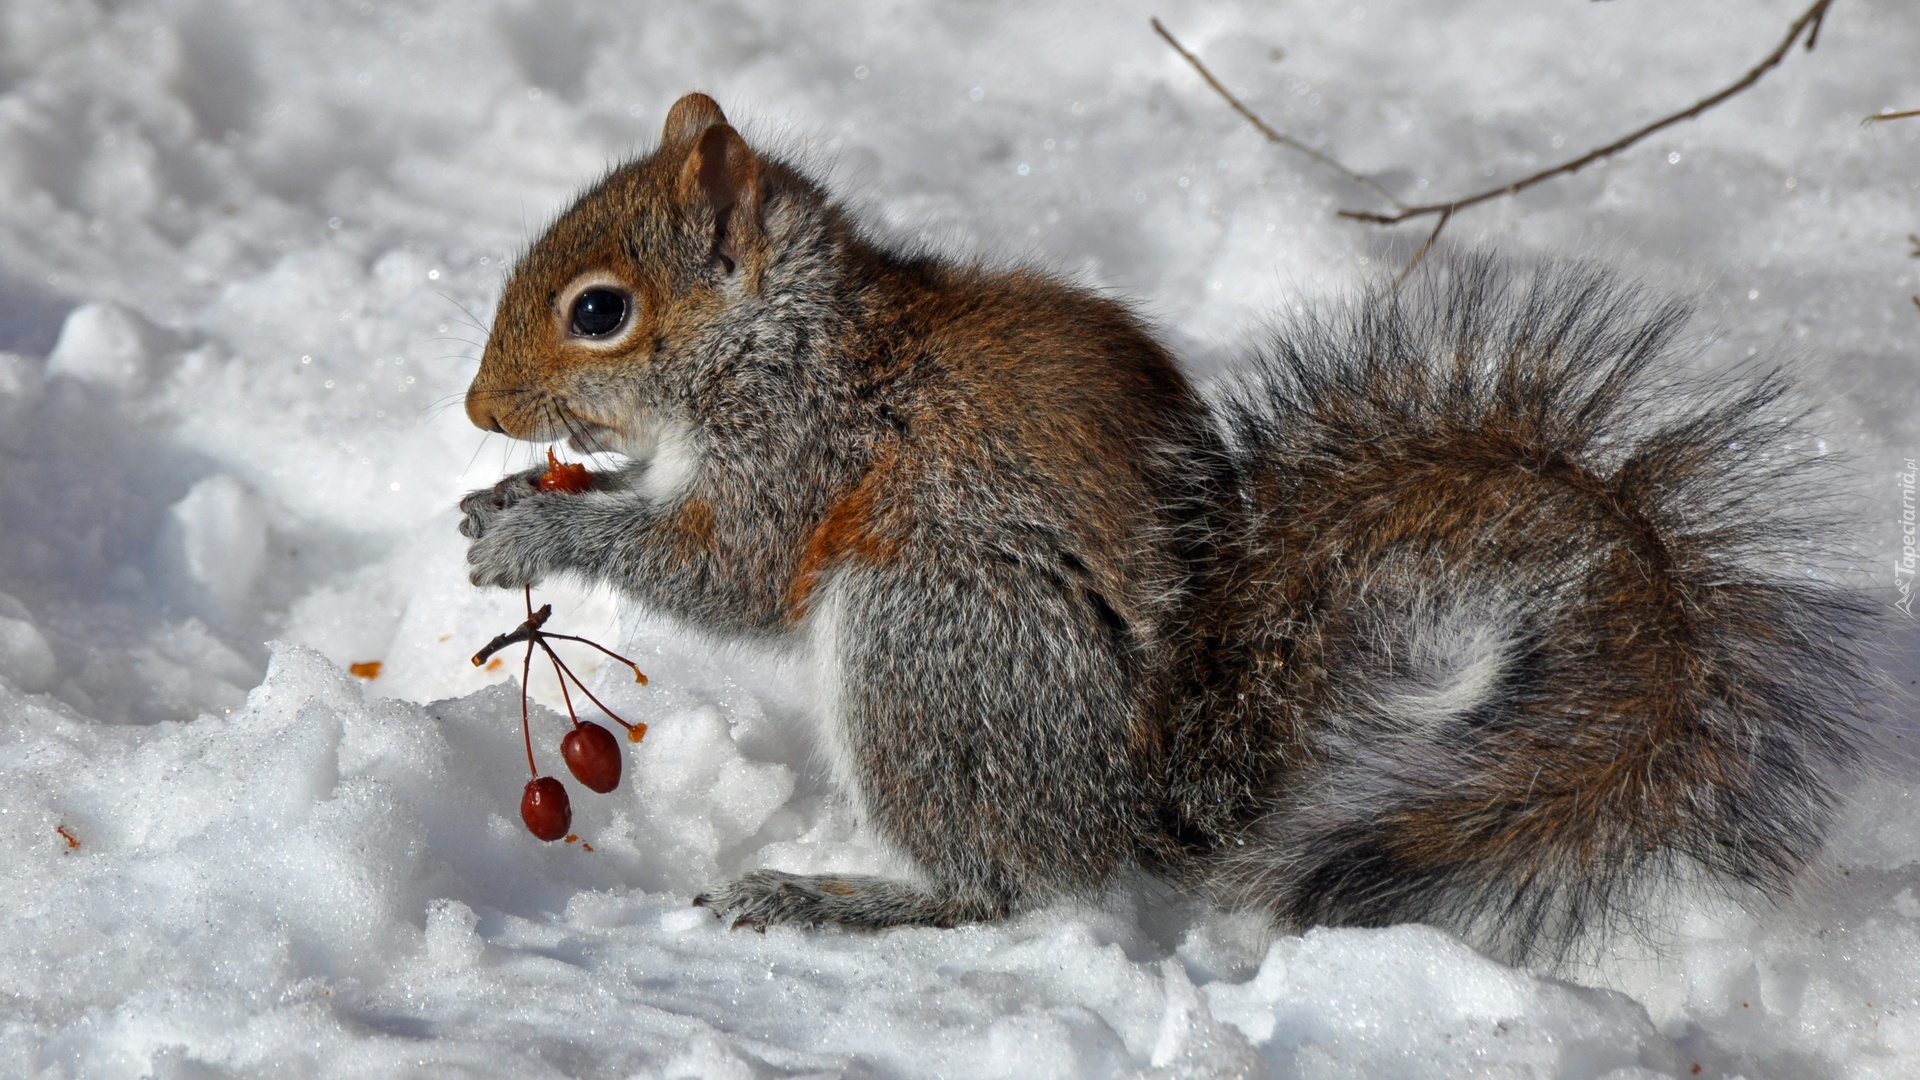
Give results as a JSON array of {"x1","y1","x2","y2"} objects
[{"x1": 458, "y1": 93, "x2": 1882, "y2": 964}]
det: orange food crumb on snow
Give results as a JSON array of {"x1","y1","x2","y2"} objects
[{"x1": 349, "y1": 661, "x2": 382, "y2": 679}]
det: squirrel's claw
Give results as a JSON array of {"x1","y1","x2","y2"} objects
[{"x1": 692, "y1": 892, "x2": 765, "y2": 932}]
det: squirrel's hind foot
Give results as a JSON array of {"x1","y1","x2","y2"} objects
[{"x1": 694, "y1": 870, "x2": 1008, "y2": 931}]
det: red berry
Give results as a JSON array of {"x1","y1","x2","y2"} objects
[
  {"x1": 538, "y1": 448, "x2": 593, "y2": 493},
  {"x1": 561, "y1": 721, "x2": 622, "y2": 793},
  {"x1": 520, "y1": 776, "x2": 572, "y2": 841}
]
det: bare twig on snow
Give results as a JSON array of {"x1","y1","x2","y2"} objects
[
  {"x1": 1149, "y1": 18, "x2": 1404, "y2": 211},
  {"x1": 1154, "y1": 0, "x2": 1836, "y2": 280}
]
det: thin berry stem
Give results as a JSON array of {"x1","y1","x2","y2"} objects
[
  {"x1": 520, "y1": 635, "x2": 536, "y2": 777},
  {"x1": 539, "y1": 639, "x2": 640, "y2": 734},
  {"x1": 547, "y1": 644, "x2": 582, "y2": 726},
  {"x1": 477, "y1": 585, "x2": 650, "y2": 766},
  {"x1": 539, "y1": 632, "x2": 649, "y2": 684}
]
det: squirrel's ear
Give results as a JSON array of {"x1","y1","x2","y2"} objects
[
  {"x1": 662, "y1": 93, "x2": 727, "y2": 148},
  {"x1": 677, "y1": 122, "x2": 761, "y2": 277}
]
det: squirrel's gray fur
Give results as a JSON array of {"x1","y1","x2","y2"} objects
[{"x1": 458, "y1": 95, "x2": 1882, "y2": 966}]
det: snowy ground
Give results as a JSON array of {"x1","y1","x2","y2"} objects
[{"x1": 0, "y1": 1, "x2": 1917, "y2": 1077}]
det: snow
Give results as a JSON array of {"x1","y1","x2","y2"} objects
[
  {"x1": 0, "y1": 0, "x2": 1915, "y2": 1076},
  {"x1": 44, "y1": 303, "x2": 161, "y2": 392}
]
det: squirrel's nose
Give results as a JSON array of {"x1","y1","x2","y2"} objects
[{"x1": 466, "y1": 393, "x2": 508, "y2": 434}]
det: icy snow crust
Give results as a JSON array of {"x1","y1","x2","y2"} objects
[{"x1": 0, "y1": 0, "x2": 1916, "y2": 1076}]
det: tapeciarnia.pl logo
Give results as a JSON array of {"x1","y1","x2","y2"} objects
[{"x1": 1897, "y1": 458, "x2": 1916, "y2": 618}]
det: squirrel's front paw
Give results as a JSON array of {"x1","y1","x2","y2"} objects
[
  {"x1": 457, "y1": 467, "x2": 544, "y2": 541},
  {"x1": 463, "y1": 507, "x2": 550, "y2": 589},
  {"x1": 458, "y1": 469, "x2": 553, "y2": 589}
]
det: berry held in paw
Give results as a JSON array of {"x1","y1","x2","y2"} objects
[{"x1": 537, "y1": 447, "x2": 593, "y2": 493}]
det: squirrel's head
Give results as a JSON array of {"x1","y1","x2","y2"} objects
[{"x1": 466, "y1": 93, "x2": 786, "y2": 450}]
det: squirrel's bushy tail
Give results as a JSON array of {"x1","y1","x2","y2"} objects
[{"x1": 1200, "y1": 257, "x2": 1880, "y2": 964}]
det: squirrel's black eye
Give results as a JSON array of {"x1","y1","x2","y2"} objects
[{"x1": 569, "y1": 288, "x2": 628, "y2": 338}]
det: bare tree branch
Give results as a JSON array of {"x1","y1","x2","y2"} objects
[
  {"x1": 1392, "y1": 208, "x2": 1451, "y2": 289},
  {"x1": 1151, "y1": 18, "x2": 1405, "y2": 211},
  {"x1": 1153, "y1": 0, "x2": 1835, "y2": 284},
  {"x1": 1864, "y1": 108, "x2": 1920, "y2": 124},
  {"x1": 1337, "y1": 0, "x2": 1833, "y2": 226}
]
